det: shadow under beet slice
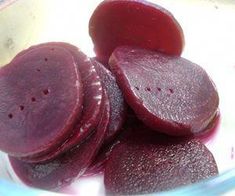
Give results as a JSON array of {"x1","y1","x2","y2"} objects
[
  {"x1": 84, "y1": 114, "x2": 142, "y2": 177},
  {"x1": 109, "y1": 46, "x2": 219, "y2": 136},
  {"x1": 89, "y1": 0, "x2": 184, "y2": 64},
  {"x1": 9, "y1": 90, "x2": 110, "y2": 190},
  {"x1": 104, "y1": 128, "x2": 218, "y2": 195},
  {"x1": 0, "y1": 46, "x2": 83, "y2": 157},
  {"x1": 83, "y1": 130, "x2": 123, "y2": 177},
  {"x1": 20, "y1": 42, "x2": 103, "y2": 163},
  {"x1": 91, "y1": 58, "x2": 126, "y2": 144}
]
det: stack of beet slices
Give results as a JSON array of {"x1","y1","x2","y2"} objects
[
  {"x1": 0, "y1": 0, "x2": 219, "y2": 194},
  {"x1": 0, "y1": 42, "x2": 125, "y2": 190}
]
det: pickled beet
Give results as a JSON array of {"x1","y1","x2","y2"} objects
[
  {"x1": 9, "y1": 90, "x2": 110, "y2": 190},
  {"x1": 104, "y1": 127, "x2": 218, "y2": 194},
  {"x1": 0, "y1": 46, "x2": 83, "y2": 157},
  {"x1": 89, "y1": 0, "x2": 184, "y2": 64},
  {"x1": 109, "y1": 46, "x2": 219, "y2": 136},
  {"x1": 19, "y1": 43, "x2": 104, "y2": 163}
]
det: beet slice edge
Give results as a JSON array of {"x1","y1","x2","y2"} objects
[{"x1": 92, "y1": 58, "x2": 126, "y2": 144}]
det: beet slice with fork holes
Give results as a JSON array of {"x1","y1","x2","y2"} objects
[
  {"x1": 0, "y1": 46, "x2": 83, "y2": 157},
  {"x1": 109, "y1": 46, "x2": 219, "y2": 136},
  {"x1": 9, "y1": 90, "x2": 110, "y2": 190},
  {"x1": 19, "y1": 43, "x2": 104, "y2": 163}
]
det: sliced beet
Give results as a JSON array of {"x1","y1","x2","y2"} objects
[
  {"x1": 91, "y1": 58, "x2": 126, "y2": 144},
  {"x1": 104, "y1": 127, "x2": 218, "y2": 195},
  {"x1": 9, "y1": 90, "x2": 110, "y2": 190},
  {"x1": 109, "y1": 46, "x2": 219, "y2": 136},
  {"x1": 89, "y1": 0, "x2": 184, "y2": 64},
  {"x1": 19, "y1": 43, "x2": 104, "y2": 163},
  {"x1": 0, "y1": 46, "x2": 83, "y2": 157}
]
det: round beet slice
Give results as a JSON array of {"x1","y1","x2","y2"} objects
[
  {"x1": 89, "y1": 0, "x2": 184, "y2": 64},
  {"x1": 104, "y1": 128, "x2": 218, "y2": 195},
  {"x1": 109, "y1": 46, "x2": 219, "y2": 136},
  {"x1": 0, "y1": 46, "x2": 83, "y2": 157},
  {"x1": 19, "y1": 42, "x2": 104, "y2": 163},
  {"x1": 91, "y1": 58, "x2": 126, "y2": 144},
  {"x1": 9, "y1": 90, "x2": 110, "y2": 190}
]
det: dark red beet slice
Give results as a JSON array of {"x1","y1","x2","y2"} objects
[
  {"x1": 19, "y1": 43, "x2": 103, "y2": 163},
  {"x1": 109, "y1": 46, "x2": 219, "y2": 136},
  {"x1": 91, "y1": 58, "x2": 126, "y2": 144},
  {"x1": 89, "y1": 0, "x2": 184, "y2": 64},
  {"x1": 104, "y1": 127, "x2": 218, "y2": 195},
  {"x1": 9, "y1": 90, "x2": 110, "y2": 190},
  {"x1": 0, "y1": 46, "x2": 83, "y2": 157}
]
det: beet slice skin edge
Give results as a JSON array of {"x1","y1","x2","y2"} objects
[
  {"x1": 0, "y1": 46, "x2": 83, "y2": 157},
  {"x1": 104, "y1": 128, "x2": 218, "y2": 195},
  {"x1": 9, "y1": 90, "x2": 110, "y2": 190},
  {"x1": 109, "y1": 46, "x2": 219, "y2": 136},
  {"x1": 92, "y1": 58, "x2": 126, "y2": 144},
  {"x1": 89, "y1": 0, "x2": 185, "y2": 64}
]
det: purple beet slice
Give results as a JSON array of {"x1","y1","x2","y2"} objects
[
  {"x1": 91, "y1": 58, "x2": 126, "y2": 144},
  {"x1": 109, "y1": 46, "x2": 219, "y2": 136},
  {"x1": 104, "y1": 127, "x2": 218, "y2": 194},
  {"x1": 9, "y1": 90, "x2": 110, "y2": 190},
  {"x1": 89, "y1": 0, "x2": 184, "y2": 64},
  {"x1": 19, "y1": 42, "x2": 104, "y2": 163},
  {"x1": 0, "y1": 46, "x2": 83, "y2": 157}
]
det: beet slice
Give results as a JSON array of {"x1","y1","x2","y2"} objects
[
  {"x1": 89, "y1": 0, "x2": 184, "y2": 64},
  {"x1": 0, "y1": 46, "x2": 83, "y2": 157},
  {"x1": 9, "y1": 90, "x2": 110, "y2": 190},
  {"x1": 91, "y1": 59, "x2": 126, "y2": 144},
  {"x1": 19, "y1": 43, "x2": 104, "y2": 163},
  {"x1": 104, "y1": 127, "x2": 218, "y2": 195},
  {"x1": 109, "y1": 46, "x2": 219, "y2": 136}
]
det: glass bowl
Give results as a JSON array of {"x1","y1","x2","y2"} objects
[{"x1": 0, "y1": 0, "x2": 235, "y2": 195}]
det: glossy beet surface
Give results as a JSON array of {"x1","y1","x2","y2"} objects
[
  {"x1": 9, "y1": 90, "x2": 110, "y2": 190},
  {"x1": 109, "y1": 46, "x2": 219, "y2": 136},
  {"x1": 89, "y1": 0, "x2": 184, "y2": 64},
  {"x1": 104, "y1": 127, "x2": 218, "y2": 194},
  {"x1": 92, "y1": 59, "x2": 126, "y2": 144},
  {"x1": 19, "y1": 43, "x2": 103, "y2": 163},
  {"x1": 0, "y1": 46, "x2": 83, "y2": 157}
]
